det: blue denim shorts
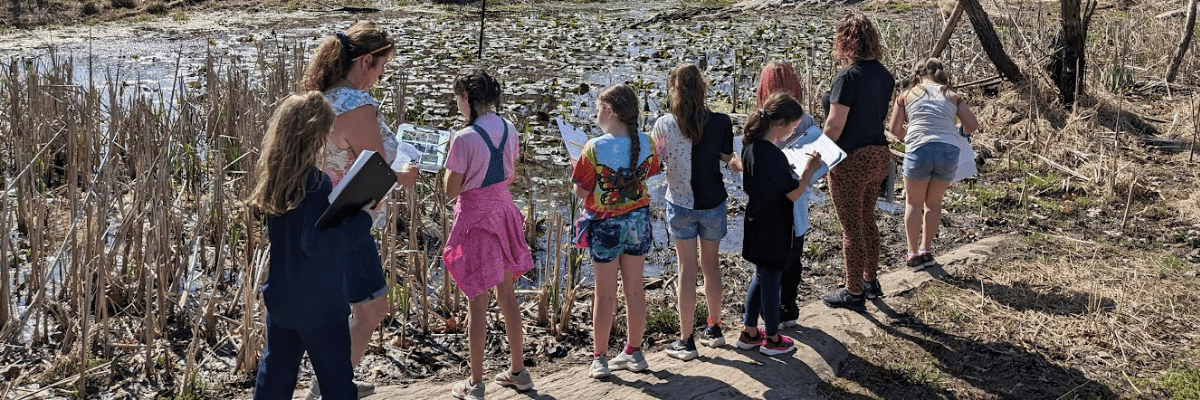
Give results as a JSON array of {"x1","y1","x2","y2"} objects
[
  {"x1": 666, "y1": 201, "x2": 728, "y2": 241},
  {"x1": 589, "y1": 207, "x2": 652, "y2": 263},
  {"x1": 903, "y1": 142, "x2": 960, "y2": 181}
]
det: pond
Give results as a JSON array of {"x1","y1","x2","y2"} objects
[{"x1": 2, "y1": 0, "x2": 843, "y2": 307}]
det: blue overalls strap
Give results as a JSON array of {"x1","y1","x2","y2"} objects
[{"x1": 469, "y1": 121, "x2": 509, "y2": 188}]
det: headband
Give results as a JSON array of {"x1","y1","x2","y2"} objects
[{"x1": 335, "y1": 31, "x2": 394, "y2": 61}]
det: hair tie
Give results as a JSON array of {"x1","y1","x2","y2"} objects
[
  {"x1": 758, "y1": 109, "x2": 766, "y2": 119},
  {"x1": 335, "y1": 32, "x2": 351, "y2": 51}
]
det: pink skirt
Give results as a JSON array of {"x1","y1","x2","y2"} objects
[{"x1": 442, "y1": 183, "x2": 535, "y2": 299}]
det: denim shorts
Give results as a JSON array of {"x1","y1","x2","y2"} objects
[
  {"x1": 903, "y1": 142, "x2": 960, "y2": 181},
  {"x1": 589, "y1": 207, "x2": 652, "y2": 263},
  {"x1": 666, "y1": 201, "x2": 728, "y2": 241}
]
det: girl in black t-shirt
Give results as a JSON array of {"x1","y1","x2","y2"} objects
[{"x1": 736, "y1": 93, "x2": 822, "y2": 357}]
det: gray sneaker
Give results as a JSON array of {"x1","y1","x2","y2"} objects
[
  {"x1": 450, "y1": 379, "x2": 485, "y2": 400},
  {"x1": 609, "y1": 346, "x2": 648, "y2": 372},
  {"x1": 664, "y1": 336, "x2": 699, "y2": 361},
  {"x1": 494, "y1": 368, "x2": 534, "y2": 391},
  {"x1": 588, "y1": 355, "x2": 612, "y2": 378},
  {"x1": 306, "y1": 379, "x2": 375, "y2": 399}
]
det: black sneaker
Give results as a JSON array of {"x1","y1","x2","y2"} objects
[
  {"x1": 862, "y1": 280, "x2": 884, "y2": 299},
  {"x1": 906, "y1": 253, "x2": 926, "y2": 271},
  {"x1": 697, "y1": 324, "x2": 726, "y2": 347},
  {"x1": 921, "y1": 252, "x2": 937, "y2": 269},
  {"x1": 822, "y1": 289, "x2": 866, "y2": 312},
  {"x1": 778, "y1": 304, "x2": 799, "y2": 329},
  {"x1": 664, "y1": 336, "x2": 699, "y2": 361}
]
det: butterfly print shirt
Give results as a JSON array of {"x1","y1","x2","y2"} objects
[{"x1": 571, "y1": 133, "x2": 662, "y2": 219}]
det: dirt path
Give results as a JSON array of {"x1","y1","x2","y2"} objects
[{"x1": 358, "y1": 235, "x2": 1012, "y2": 400}]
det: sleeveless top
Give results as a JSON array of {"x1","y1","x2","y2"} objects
[
  {"x1": 320, "y1": 86, "x2": 400, "y2": 187},
  {"x1": 903, "y1": 83, "x2": 961, "y2": 151}
]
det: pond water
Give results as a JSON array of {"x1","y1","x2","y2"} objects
[{"x1": 2, "y1": 1, "x2": 842, "y2": 297}]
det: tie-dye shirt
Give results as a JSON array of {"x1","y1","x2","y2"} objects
[{"x1": 571, "y1": 133, "x2": 661, "y2": 219}]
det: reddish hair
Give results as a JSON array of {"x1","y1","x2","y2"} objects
[
  {"x1": 833, "y1": 13, "x2": 883, "y2": 64},
  {"x1": 756, "y1": 61, "x2": 803, "y2": 109}
]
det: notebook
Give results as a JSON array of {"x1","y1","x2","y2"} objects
[{"x1": 316, "y1": 150, "x2": 397, "y2": 230}]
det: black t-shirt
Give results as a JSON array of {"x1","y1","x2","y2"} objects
[
  {"x1": 740, "y1": 138, "x2": 800, "y2": 269},
  {"x1": 823, "y1": 59, "x2": 896, "y2": 155},
  {"x1": 691, "y1": 112, "x2": 735, "y2": 210}
]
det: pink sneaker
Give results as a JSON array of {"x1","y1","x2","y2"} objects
[{"x1": 759, "y1": 334, "x2": 796, "y2": 356}]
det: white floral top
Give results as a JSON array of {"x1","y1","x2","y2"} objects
[{"x1": 320, "y1": 86, "x2": 399, "y2": 187}]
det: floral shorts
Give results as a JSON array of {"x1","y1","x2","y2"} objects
[{"x1": 588, "y1": 207, "x2": 652, "y2": 263}]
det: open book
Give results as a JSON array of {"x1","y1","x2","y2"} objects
[
  {"x1": 317, "y1": 150, "x2": 397, "y2": 230},
  {"x1": 394, "y1": 124, "x2": 453, "y2": 172}
]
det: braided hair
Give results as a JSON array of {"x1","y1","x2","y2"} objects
[
  {"x1": 452, "y1": 69, "x2": 502, "y2": 127},
  {"x1": 598, "y1": 84, "x2": 642, "y2": 194}
]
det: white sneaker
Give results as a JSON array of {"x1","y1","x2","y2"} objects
[
  {"x1": 609, "y1": 346, "x2": 648, "y2": 372},
  {"x1": 588, "y1": 355, "x2": 612, "y2": 379}
]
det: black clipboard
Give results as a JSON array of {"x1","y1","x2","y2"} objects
[{"x1": 316, "y1": 150, "x2": 397, "y2": 230}]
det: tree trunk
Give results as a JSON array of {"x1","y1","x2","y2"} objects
[
  {"x1": 1050, "y1": 0, "x2": 1087, "y2": 107},
  {"x1": 1167, "y1": 0, "x2": 1199, "y2": 83},
  {"x1": 959, "y1": 0, "x2": 1024, "y2": 83}
]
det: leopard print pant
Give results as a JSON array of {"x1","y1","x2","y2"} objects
[{"x1": 829, "y1": 145, "x2": 891, "y2": 292}]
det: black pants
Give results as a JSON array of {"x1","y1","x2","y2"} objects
[{"x1": 780, "y1": 235, "x2": 806, "y2": 309}]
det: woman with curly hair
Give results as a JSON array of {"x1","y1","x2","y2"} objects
[{"x1": 820, "y1": 13, "x2": 896, "y2": 311}]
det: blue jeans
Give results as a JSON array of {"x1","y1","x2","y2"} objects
[
  {"x1": 666, "y1": 201, "x2": 728, "y2": 241},
  {"x1": 254, "y1": 313, "x2": 355, "y2": 400},
  {"x1": 742, "y1": 265, "x2": 783, "y2": 337}
]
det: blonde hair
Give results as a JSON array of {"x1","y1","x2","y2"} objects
[
  {"x1": 300, "y1": 21, "x2": 395, "y2": 92},
  {"x1": 248, "y1": 91, "x2": 335, "y2": 216}
]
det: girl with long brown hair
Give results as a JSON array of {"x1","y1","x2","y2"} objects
[
  {"x1": 651, "y1": 64, "x2": 741, "y2": 362},
  {"x1": 249, "y1": 92, "x2": 370, "y2": 400},
  {"x1": 572, "y1": 84, "x2": 661, "y2": 378}
]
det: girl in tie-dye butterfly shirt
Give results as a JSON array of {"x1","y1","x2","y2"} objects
[
  {"x1": 572, "y1": 135, "x2": 661, "y2": 219},
  {"x1": 570, "y1": 84, "x2": 661, "y2": 379}
]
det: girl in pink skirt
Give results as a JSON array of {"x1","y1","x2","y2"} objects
[{"x1": 442, "y1": 69, "x2": 535, "y2": 400}]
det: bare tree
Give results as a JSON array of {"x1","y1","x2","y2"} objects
[
  {"x1": 1167, "y1": 0, "x2": 1199, "y2": 83},
  {"x1": 959, "y1": 0, "x2": 1024, "y2": 83},
  {"x1": 1048, "y1": 0, "x2": 1096, "y2": 107}
]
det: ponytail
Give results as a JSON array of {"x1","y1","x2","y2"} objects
[
  {"x1": 907, "y1": 57, "x2": 952, "y2": 95},
  {"x1": 743, "y1": 93, "x2": 804, "y2": 145},
  {"x1": 300, "y1": 21, "x2": 395, "y2": 92}
]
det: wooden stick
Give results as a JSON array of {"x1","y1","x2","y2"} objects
[{"x1": 930, "y1": 1, "x2": 965, "y2": 58}]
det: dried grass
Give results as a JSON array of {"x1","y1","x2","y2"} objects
[{"x1": 915, "y1": 237, "x2": 1200, "y2": 396}]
